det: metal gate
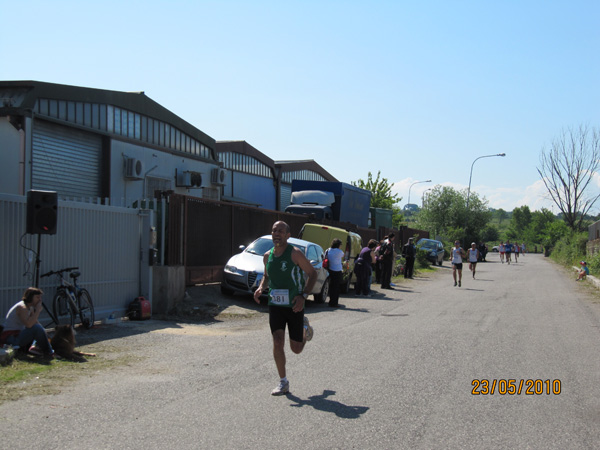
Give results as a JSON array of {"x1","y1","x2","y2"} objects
[{"x1": 31, "y1": 120, "x2": 103, "y2": 199}]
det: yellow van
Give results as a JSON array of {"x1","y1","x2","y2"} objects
[{"x1": 299, "y1": 223, "x2": 363, "y2": 293}]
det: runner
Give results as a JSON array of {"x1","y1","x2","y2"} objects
[
  {"x1": 451, "y1": 240, "x2": 466, "y2": 287},
  {"x1": 468, "y1": 242, "x2": 480, "y2": 279},
  {"x1": 505, "y1": 240, "x2": 513, "y2": 265},
  {"x1": 254, "y1": 221, "x2": 318, "y2": 396},
  {"x1": 499, "y1": 242, "x2": 505, "y2": 264},
  {"x1": 514, "y1": 241, "x2": 520, "y2": 262}
]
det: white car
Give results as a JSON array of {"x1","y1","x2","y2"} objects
[{"x1": 220, "y1": 235, "x2": 330, "y2": 303}]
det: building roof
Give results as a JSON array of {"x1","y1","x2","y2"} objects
[
  {"x1": 275, "y1": 159, "x2": 338, "y2": 182},
  {"x1": 216, "y1": 140, "x2": 275, "y2": 167},
  {"x1": 0, "y1": 80, "x2": 215, "y2": 147}
]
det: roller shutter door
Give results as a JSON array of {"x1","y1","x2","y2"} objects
[
  {"x1": 32, "y1": 120, "x2": 102, "y2": 199},
  {"x1": 280, "y1": 183, "x2": 292, "y2": 211}
]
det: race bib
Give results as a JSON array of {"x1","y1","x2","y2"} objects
[{"x1": 269, "y1": 289, "x2": 291, "y2": 306}]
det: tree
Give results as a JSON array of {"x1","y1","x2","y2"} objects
[
  {"x1": 416, "y1": 185, "x2": 491, "y2": 244},
  {"x1": 353, "y1": 171, "x2": 403, "y2": 226},
  {"x1": 537, "y1": 125, "x2": 600, "y2": 231},
  {"x1": 507, "y1": 206, "x2": 532, "y2": 239},
  {"x1": 352, "y1": 171, "x2": 400, "y2": 209},
  {"x1": 481, "y1": 224, "x2": 500, "y2": 243},
  {"x1": 541, "y1": 220, "x2": 570, "y2": 252},
  {"x1": 495, "y1": 208, "x2": 508, "y2": 226}
]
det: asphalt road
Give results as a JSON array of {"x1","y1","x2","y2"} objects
[{"x1": 2, "y1": 254, "x2": 600, "y2": 449}]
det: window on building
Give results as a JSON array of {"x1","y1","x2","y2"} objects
[{"x1": 34, "y1": 97, "x2": 215, "y2": 161}]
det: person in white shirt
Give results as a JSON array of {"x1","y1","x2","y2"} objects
[
  {"x1": 451, "y1": 240, "x2": 466, "y2": 287},
  {"x1": 1, "y1": 287, "x2": 54, "y2": 359},
  {"x1": 325, "y1": 238, "x2": 345, "y2": 307},
  {"x1": 468, "y1": 242, "x2": 480, "y2": 279}
]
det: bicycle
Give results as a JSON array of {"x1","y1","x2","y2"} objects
[{"x1": 40, "y1": 267, "x2": 95, "y2": 329}]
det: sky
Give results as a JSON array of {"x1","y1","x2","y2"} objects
[{"x1": 2, "y1": 0, "x2": 599, "y2": 213}]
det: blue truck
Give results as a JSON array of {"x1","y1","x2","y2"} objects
[{"x1": 285, "y1": 180, "x2": 372, "y2": 228}]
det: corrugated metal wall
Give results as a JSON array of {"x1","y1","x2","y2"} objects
[{"x1": 0, "y1": 193, "x2": 142, "y2": 324}]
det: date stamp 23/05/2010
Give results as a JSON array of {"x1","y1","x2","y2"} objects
[{"x1": 471, "y1": 379, "x2": 562, "y2": 396}]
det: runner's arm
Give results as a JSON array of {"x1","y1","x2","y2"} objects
[
  {"x1": 291, "y1": 248, "x2": 317, "y2": 312},
  {"x1": 253, "y1": 253, "x2": 270, "y2": 304}
]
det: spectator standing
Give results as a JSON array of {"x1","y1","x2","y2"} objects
[
  {"x1": 374, "y1": 240, "x2": 384, "y2": 284},
  {"x1": 366, "y1": 239, "x2": 378, "y2": 294},
  {"x1": 478, "y1": 242, "x2": 487, "y2": 262},
  {"x1": 380, "y1": 233, "x2": 396, "y2": 289},
  {"x1": 402, "y1": 237, "x2": 417, "y2": 279},
  {"x1": 355, "y1": 240, "x2": 377, "y2": 296},
  {"x1": 325, "y1": 238, "x2": 344, "y2": 308}
]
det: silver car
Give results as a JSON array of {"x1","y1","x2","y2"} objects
[{"x1": 220, "y1": 235, "x2": 330, "y2": 303}]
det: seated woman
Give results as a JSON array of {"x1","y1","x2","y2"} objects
[
  {"x1": 577, "y1": 261, "x2": 589, "y2": 281},
  {"x1": 0, "y1": 287, "x2": 54, "y2": 358}
]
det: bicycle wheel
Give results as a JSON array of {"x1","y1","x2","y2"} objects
[
  {"x1": 78, "y1": 289, "x2": 95, "y2": 329},
  {"x1": 53, "y1": 289, "x2": 75, "y2": 328}
]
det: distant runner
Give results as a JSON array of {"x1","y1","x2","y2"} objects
[{"x1": 451, "y1": 240, "x2": 466, "y2": 287}]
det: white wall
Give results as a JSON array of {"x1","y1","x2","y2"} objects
[{"x1": 110, "y1": 140, "x2": 221, "y2": 205}]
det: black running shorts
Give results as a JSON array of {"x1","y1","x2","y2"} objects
[
  {"x1": 452, "y1": 263, "x2": 463, "y2": 270},
  {"x1": 269, "y1": 305, "x2": 304, "y2": 342}
]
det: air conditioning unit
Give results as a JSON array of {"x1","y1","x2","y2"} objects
[
  {"x1": 176, "y1": 169, "x2": 203, "y2": 188},
  {"x1": 176, "y1": 169, "x2": 192, "y2": 187},
  {"x1": 189, "y1": 171, "x2": 203, "y2": 188},
  {"x1": 125, "y1": 158, "x2": 144, "y2": 180},
  {"x1": 211, "y1": 168, "x2": 227, "y2": 185}
]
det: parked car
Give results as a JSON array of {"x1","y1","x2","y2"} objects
[
  {"x1": 298, "y1": 223, "x2": 362, "y2": 293},
  {"x1": 221, "y1": 235, "x2": 330, "y2": 302},
  {"x1": 492, "y1": 245, "x2": 500, "y2": 252},
  {"x1": 416, "y1": 238, "x2": 445, "y2": 266}
]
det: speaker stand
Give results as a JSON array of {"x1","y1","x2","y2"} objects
[{"x1": 33, "y1": 233, "x2": 59, "y2": 326}]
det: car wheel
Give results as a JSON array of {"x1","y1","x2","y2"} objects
[
  {"x1": 438, "y1": 258, "x2": 443, "y2": 266},
  {"x1": 221, "y1": 285, "x2": 234, "y2": 296},
  {"x1": 314, "y1": 278, "x2": 330, "y2": 303}
]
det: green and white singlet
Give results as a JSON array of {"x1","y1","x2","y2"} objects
[{"x1": 266, "y1": 244, "x2": 305, "y2": 307}]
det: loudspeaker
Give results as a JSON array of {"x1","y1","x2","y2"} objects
[{"x1": 26, "y1": 190, "x2": 58, "y2": 235}]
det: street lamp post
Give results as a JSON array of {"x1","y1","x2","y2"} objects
[
  {"x1": 466, "y1": 153, "x2": 506, "y2": 211},
  {"x1": 408, "y1": 179, "x2": 432, "y2": 206},
  {"x1": 422, "y1": 188, "x2": 432, "y2": 207}
]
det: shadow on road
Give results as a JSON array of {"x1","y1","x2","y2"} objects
[{"x1": 286, "y1": 390, "x2": 369, "y2": 419}]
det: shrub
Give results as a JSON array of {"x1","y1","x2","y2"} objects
[{"x1": 416, "y1": 248, "x2": 430, "y2": 268}]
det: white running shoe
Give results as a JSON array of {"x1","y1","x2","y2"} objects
[
  {"x1": 271, "y1": 379, "x2": 290, "y2": 396},
  {"x1": 304, "y1": 316, "x2": 313, "y2": 342}
]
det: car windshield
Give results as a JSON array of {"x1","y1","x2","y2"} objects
[
  {"x1": 418, "y1": 240, "x2": 437, "y2": 250},
  {"x1": 245, "y1": 238, "x2": 274, "y2": 255},
  {"x1": 244, "y1": 238, "x2": 307, "y2": 256}
]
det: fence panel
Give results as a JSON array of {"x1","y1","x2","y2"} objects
[{"x1": 0, "y1": 194, "x2": 142, "y2": 323}]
